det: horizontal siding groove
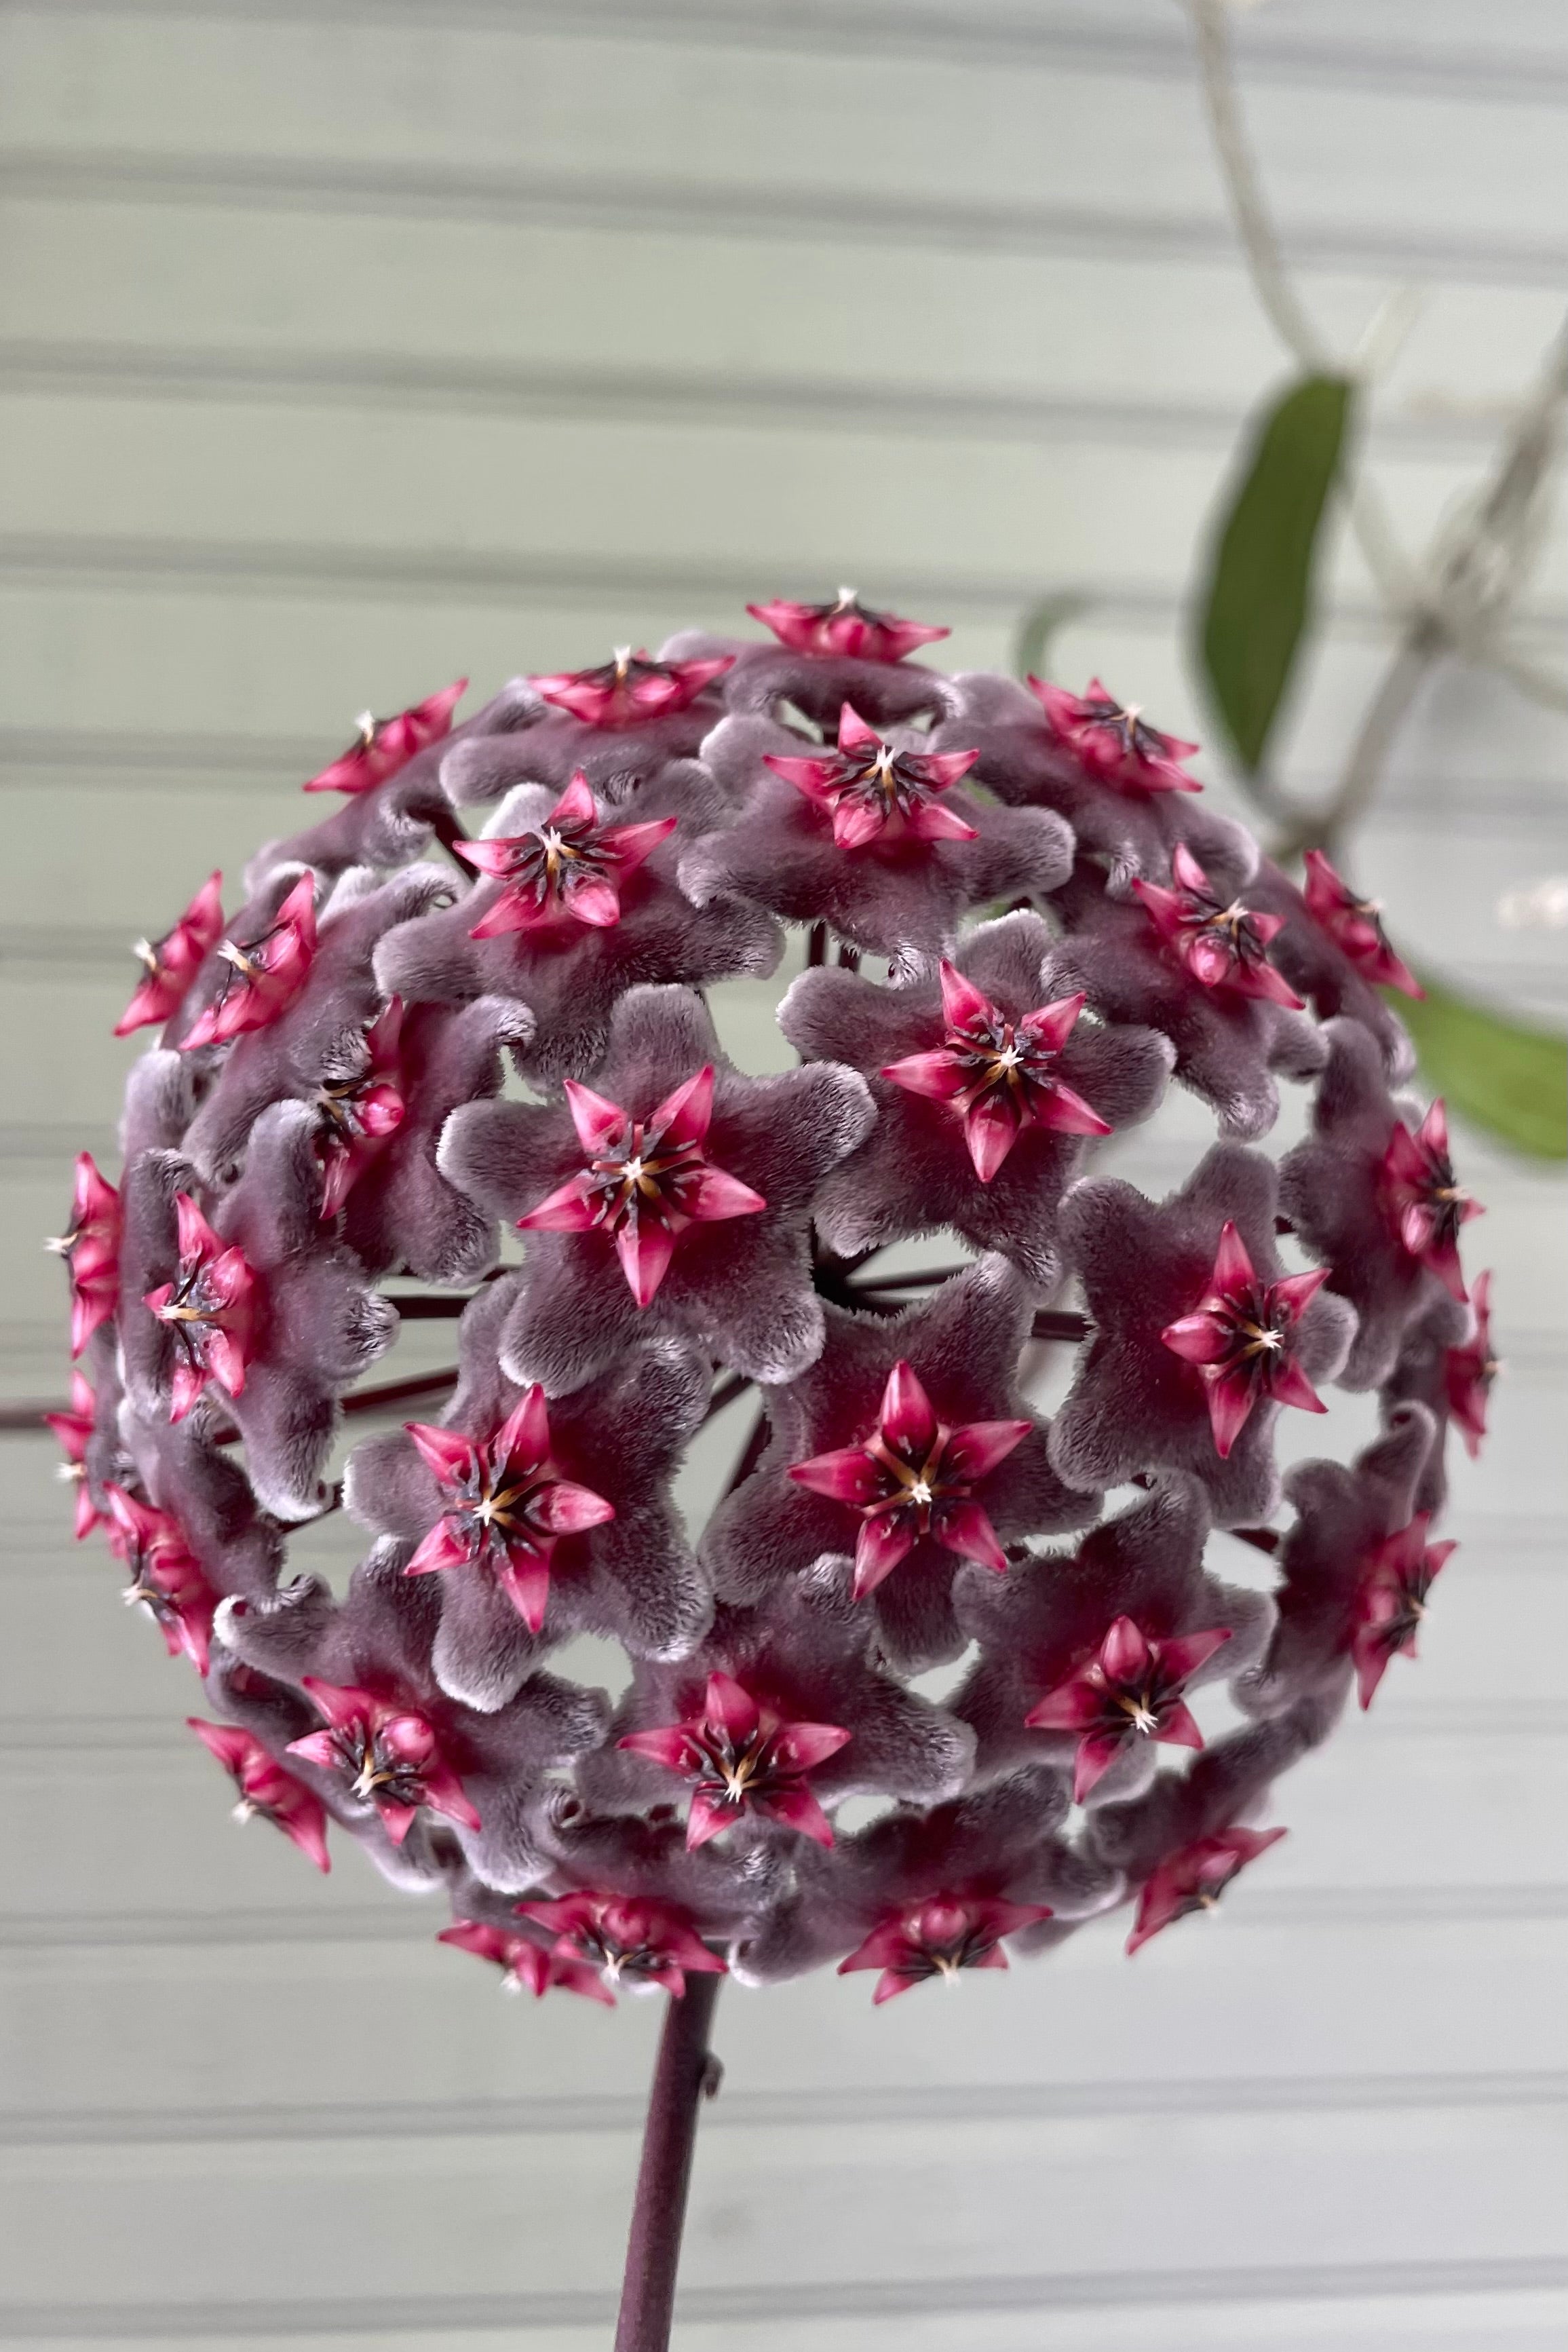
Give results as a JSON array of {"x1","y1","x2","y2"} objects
[
  {"x1": 6, "y1": 2068, "x2": 1566, "y2": 2148},
  {"x1": 4, "y1": 537, "x2": 1564, "y2": 649},
  {"x1": 7, "y1": 151, "x2": 1568, "y2": 288},
  {"x1": 2, "y1": 535, "x2": 1208, "y2": 620},
  {"x1": 18, "y1": 0, "x2": 1568, "y2": 109},
  {"x1": 6, "y1": 1884, "x2": 1567, "y2": 1952},
  {"x1": 5, "y1": 2255, "x2": 1568, "y2": 2338},
  {"x1": 0, "y1": 341, "x2": 1520, "y2": 457}
]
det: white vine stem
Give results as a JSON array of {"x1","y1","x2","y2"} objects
[{"x1": 1185, "y1": 0, "x2": 1568, "y2": 853}]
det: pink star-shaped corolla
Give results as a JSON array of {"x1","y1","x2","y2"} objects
[
  {"x1": 49, "y1": 1152, "x2": 121, "y2": 1359},
  {"x1": 1301, "y1": 850, "x2": 1423, "y2": 998},
  {"x1": 314, "y1": 998, "x2": 408, "y2": 1219},
  {"x1": 1381, "y1": 1099, "x2": 1482, "y2": 1304},
  {"x1": 514, "y1": 1892, "x2": 727, "y2": 1999},
  {"x1": 1033, "y1": 677, "x2": 1201, "y2": 795},
  {"x1": 105, "y1": 1486, "x2": 216, "y2": 1675},
  {"x1": 402, "y1": 1385, "x2": 616, "y2": 1634},
  {"x1": 115, "y1": 871, "x2": 225, "y2": 1036},
  {"x1": 788, "y1": 1359, "x2": 1031, "y2": 1597},
  {"x1": 437, "y1": 1919, "x2": 613, "y2": 2003},
  {"x1": 764, "y1": 702, "x2": 980, "y2": 850},
  {"x1": 1350, "y1": 1515, "x2": 1456, "y2": 1710},
  {"x1": 44, "y1": 1370, "x2": 106, "y2": 1540},
  {"x1": 302, "y1": 679, "x2": 467, "y2": 794},
  {"x1": 286, "y1": 1680, "x2": 480, "y2": 1846},
  {"x1": 1133, "y1": 843, "x2": 1303, "y2": 1008},
  {"x1": 187, "y1": 1718, "x2": 330, "y2": 1872},
  {"x1": 881, "y1": 960, "x2": 1111, "y2": 1181},
  {"x1": 517, "y1": 1063, "x2": 765, "y2": 1309},
  {"x1": 1161, "y1": 1220, "x2": 1331, "y2": 1459},
  {"x1": 1025, "y1": 1614, "x2": 1233, "y2": 1800},
  {"x1": 1444, "y1": 1269, "x2": 1499, "y2": 1457},
  {"x1": 182, "y1": 875, "x2": 318, "y2": 1050},
  {"x1": 746, "y1": 589, "x2": 950, "y2": 666},
  {"x1": 142, "y1": 1192, "x2": 259, "y2": 1421},
  {"x1": 619, "y1": 1671, "x2": 850, "y2": 1850},
  {"x1": 839, "y1": 1893, "x2": 1053, "y2": 2003},
  {"x1": 455, "y1": 770, "x2": 677, "y2": 937},
  {"x1": 1126, "y1": 1825, "x2": 1286, "y2": 1954},
  {"x1": 531, "y1": 648, "x2": 733, "y2": 729}
]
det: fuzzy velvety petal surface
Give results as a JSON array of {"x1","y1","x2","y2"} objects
[
  {"x1": 1050, "y1": 863, "x2": 1324, "y2": 1140},
  {"x1": 1280, "y1": 1019, "x2": 1469, "y2": 1390},
  {"x1": 1050, "y1": 1143, "x2": 1357, "y2": 1525},
  {"x1": 782, "y1": 912, "x2": 1172, "y2": 1287},
  {"x1": 440, "y1": 984, "x2": 873, "y2": 1392},
  {"x1": 682, "y1": 714, "x2": 1073, "y2": 957},
  {"x1": 702, "y1": 1258, "x2": 1098, "y2": 1673}
]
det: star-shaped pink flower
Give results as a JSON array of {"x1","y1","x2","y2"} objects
[
  {"x1": 515, "y1": 1892, "x2": 727, "y2": 1998},
  {"x1": 437, "y1": 1919, "x2": 613, "y2": 2003},
  {"x1": 115, "y1": 871, "x2": 225, "y2": 1036},
  {"x1": 48, "y1": 1152, "x2": 121, "y2": 1359},
  {"x1": 531, "y1": 648, "x2": 733, "y2": 729},
  {"x1": 1024, "y1": 1614, "x2": 1232, "y2": 1801},
  {"x1": 105, "y1": 1486, "x2": 216, "y2": 1674},
  {"x1": 518, "y1": 1063, "x2": 766, "y2": 1309},
  {"x1": 187, "y1": 1718, "x2": 330, "y2": 1872},
  {"x1": 745, "y1": 590, "x2": 949, "y2": 666},
  {"x1": 403, "y1": 1385, "x2": 616, "y2": 1633},
  {"x1": 619, "y1": 1671, "x2": 850, "y2": 1850},
  {"x1": 1126, "y1": 1824, "x2": 1286, "y2": 1954},
  {"x1": 838, "y1": 1893, "x2": 1053, "y2": 2003},
  {"x1": 455, "y1": 770, "x2": 677, "y2": 937},
  {"x1": 789, "y1": 1359, "x2": 1031, "y2": 1597},
  {"x1": 313, "y1": 998, "x2": 408, "y2": 1219},
  {"x1": 1350, "y1": 1515, "x2": 1456, "y2": 1710},
  {"x1": 1444, "y1": 1269, "x2": 1499, "y2": 1458},
  {"x1": 1380, "y1": 1099, "x2": 1482, "y2": 1304},
  {"x1": 1033, "y1": 677, "x2": 1201, "y2": 795},
  {"x1": 302, "y1": 679, "x2": 467, "y2": 794},
  {"x1": 141, "y1": 1192, "x2": 259, "y2": 1421},
  {"x1": 286, "y1": 1679, "x2": 480, "y2": 1846},
  {"x1": 765, "y1": 702, "x2": 979, "y2": 850},
  {"x1": 1301, "y1": 850, "x2": 1423, "y2": 998},
  {"x1": 1133, "y1": 843, "x2": 1303, "y2": 1008},
  {"x1": 1161, "y1": 1220, "x2": 1331, "y2": 1459},
  {"x1": 881, "y1": 960, "x2": 1111, "y2": 1182},
  {"x1": 45, "y1": 1370, "x2": 106, "y2": 1540},
  {"x1": 181, "y1": 873, "x2": 318, "y2": 1050}
]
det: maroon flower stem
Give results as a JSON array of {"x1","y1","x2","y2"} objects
[
  {"x1": 702, "y1": 1370, "x2": 751, "y2": 1422},
  {"x1": 852, "y1": 1266, "x2": 968, "y2": 1291},
  {"x1": 1032, "y1": 1309, "x2": 1091, "y2": 1342},
  {"x1": 614, "y1": 1969, "x2": 723, "y2": 2352},
  {"x1": 424, "y1": 804, "x2": 476, "y2": 878},
  {"x1": 341, "y1": 1367, "x2": 460, "y2": 1416}
]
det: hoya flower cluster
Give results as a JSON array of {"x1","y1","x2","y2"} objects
[{"x1": 54, "y1": 596, "x2": 1492, "y2": 2007}]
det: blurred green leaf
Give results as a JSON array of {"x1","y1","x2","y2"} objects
[
  {"x1": 1392, "y1": 972, "x2": 1567, "y2": 1160},
  {"x1": 1197, "y1": 373, "x2": 1353, "y2": 772},
  {"x1": 1012, "y1": 591, "x2": 1090, "y2": 682}
]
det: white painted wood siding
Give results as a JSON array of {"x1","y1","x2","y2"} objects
[{"x1": 0, "y1": 4, "x2": 1563, "y2": 2345}]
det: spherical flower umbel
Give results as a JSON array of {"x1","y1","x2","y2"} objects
[{"x1": 56, "y1": 602, "x2": 1481, "y2": 2041}]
